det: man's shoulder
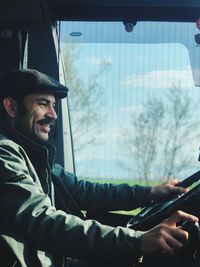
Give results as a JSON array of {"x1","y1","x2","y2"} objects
[
  {"x1": 0, "y1": 131, "x2": 10, "y2": 141},
  {"x1": 0, "y1": 132, "x2": 19, "y2": 148}
]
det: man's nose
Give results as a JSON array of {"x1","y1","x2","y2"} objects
[{"x1": 47, "y1": 106, "x2": 57, "y2": 120}]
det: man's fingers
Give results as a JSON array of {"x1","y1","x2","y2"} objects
[
  {"x1": 167, "y1": 210, "x2": 198, "y2": 225},
  {"x1": 159, "y1": 226, "x2": 189, "y2": 254},
  {"x1": 166, "y1": 178, "x2": 188, "y2": 193},
  {"x1": 168, "y1": 185, "x2": 188, "y2": 194},
  {"x1": 170, "y1": 227, "x2": 189, "y2": 245},
  {"x1": 141, "y1": 211, "x2": 198, "y2": 255}
]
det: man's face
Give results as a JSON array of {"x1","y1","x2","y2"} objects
[{"x1": 14, "y1": 93, "x2": 57, "y2": 142}]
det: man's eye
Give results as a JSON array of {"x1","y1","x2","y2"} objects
[
  {"x1": 38, "y1": 102, "x2": 48, "y2": 107},
  {"x1": 38, "y1": 102, "x2": 48, "y2": 106}
]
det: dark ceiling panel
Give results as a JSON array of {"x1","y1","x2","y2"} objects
[
  {"x1": 1, "y1": 0, "x2": 200, "y2": 23},
  {"x1": 47, "y1": 0, "x2": 200, "y2": 8},
  {"x1": 0, "y1": 0, "x2": 42, "y2": 22},
  {"x1": 49, "y1": 4, "x2": 200, "y2": 22}
]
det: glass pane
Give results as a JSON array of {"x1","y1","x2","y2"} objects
[{"x1": 60, "y1": 21, "x2": 200, "y2": 184}]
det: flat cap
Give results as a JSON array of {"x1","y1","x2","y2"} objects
[{"x1": 0, "y1": 68, "x2": 68, "y2": 99}]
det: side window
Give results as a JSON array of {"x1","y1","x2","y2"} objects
[{"x1": 61, "y1": 21, "x2": 200, "y2": 185}]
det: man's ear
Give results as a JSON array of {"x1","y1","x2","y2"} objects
[{"x1": 3, "y1": 97, "x2": 18, "y2": 118}]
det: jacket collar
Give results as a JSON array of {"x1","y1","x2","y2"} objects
[{"x1": 0, "y1": 120, "x2": 56, "y2": 167}]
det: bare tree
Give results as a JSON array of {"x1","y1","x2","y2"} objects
[
  {"x1": 122, "y1": 87, "x2": 200, "y2": 184},
  {"x1": 123, "y1": 99, "x2": 164, "y2": 184},
  {"x1": 162, "y1": 87, "x2": 200, "y2": 179},
  {"x1": 62, "y1": 42, "x2": 111, "y2": 153}
]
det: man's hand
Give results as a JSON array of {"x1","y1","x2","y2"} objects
[
  {"x1": 150, "y1": 179, "x2": 188, "y2": 201},
  {"x1": 140, "y1": 210, "x2": 199, "y2": 255}
]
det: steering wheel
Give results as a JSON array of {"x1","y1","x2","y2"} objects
[{"x1": 127, "y1": 170, "x2": 200, "y2": 231}]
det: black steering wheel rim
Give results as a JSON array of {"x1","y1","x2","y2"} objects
[{"x1": 127, "y1": 170, "x2": 200, "y2": 231}]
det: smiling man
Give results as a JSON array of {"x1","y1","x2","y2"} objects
[
  {"x1": 10, "y1": 93, "x2": 57, "y2": 141},
  {"x1": 0, "y1": 68, "x2": 197, "y2": 267}
]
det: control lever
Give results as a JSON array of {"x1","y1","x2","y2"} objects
[
  {"x1": 179, "y1": 221, "x2": 200, "y2": 263},
  {"x1": 182, "y1": 221, "x2": 200, "y2": 249}
]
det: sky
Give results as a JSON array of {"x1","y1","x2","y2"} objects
[{"x1": 61, "y1": 21, "x2": 200, "y2": 181}]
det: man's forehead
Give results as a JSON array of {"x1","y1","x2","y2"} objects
[{"x1": 24, "y1": 93, "x2": 56, "y2": 103}]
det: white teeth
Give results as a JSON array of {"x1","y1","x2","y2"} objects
[{"x1": 39, "y1": 123, "x2": 49, "y2": 126}]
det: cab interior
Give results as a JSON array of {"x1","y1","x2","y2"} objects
[{"x1": 1, "y1": 1, "x2": 200, "y2": 265}]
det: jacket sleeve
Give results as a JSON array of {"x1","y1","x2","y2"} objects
[
  {"x1": 53, "y1": 164, "x2": 152, "y2": 211},
  {"x1": 0, "y1": 141, "x2": 143, "y2": 263}
]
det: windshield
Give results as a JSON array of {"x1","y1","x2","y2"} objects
[{"x1": 60, "y1": 20, "x2": 200, "y2": 184}]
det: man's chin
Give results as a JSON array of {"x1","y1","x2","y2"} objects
[{"x1": 32, "y1": 133, "x2": 49, "y2": 143}]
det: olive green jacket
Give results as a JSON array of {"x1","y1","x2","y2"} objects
[{"x1": 0, "y1": 123, "x2": 151, "y2": 267}]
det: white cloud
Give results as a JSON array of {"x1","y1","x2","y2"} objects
[{"x1": 122, "y1": 69, "x2": 194, "y2": 89}]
